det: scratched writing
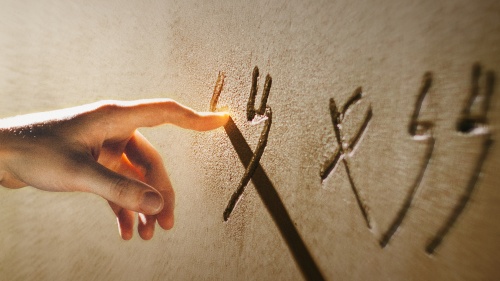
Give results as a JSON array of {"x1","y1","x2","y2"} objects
[
  {"x1": 209, "y1": 63, "x2": 495, "y2": 263},
  {"x1": 223, "y1": 66, "x2": 273, "y2": 221},
  {"x1": 380, "y1": 72, "x2": 436, "y2": 247},
  {"x1": 426, "y1": 63, "x2": 495, "y2": 254},
  {"x1": 209, "y1": 66, "x2": 325, "y2": 280},
  {"x1": 317, "y1": 64, "x2": 495, "y2": 254},
  {"x1": 320, "y1": 87, "x2": 373, "y2": 229}
]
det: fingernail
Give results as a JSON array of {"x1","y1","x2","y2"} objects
[{"x1": 140, "y1": 192, "x2": 163, "y2": 214}]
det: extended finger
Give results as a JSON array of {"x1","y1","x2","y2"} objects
[
  {"x1": 125, "y1": 131, "x2": 175, "y2": 230},
  {"x1": 102, "y1": 99, "x2": 229, "y2": 135}
]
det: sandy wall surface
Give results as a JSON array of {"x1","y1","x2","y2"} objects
[{"x1": 0, "y1": 0, "x2": 499, "y2": 280}]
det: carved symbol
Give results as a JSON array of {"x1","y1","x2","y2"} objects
[
  {"x1": 380, "y1": 72, "x2": 436, "y2": 247},
  {"x1": 210, "y1": 67, "x2": 325, "y2": 280},
  {"x1": 320, "y1": 87, "x2": 373, "y2": 229},
  {"x1": 426, "y1": 63, "x2": 495, "y2": 254},
  {"x1": 210, "y1": 63, "x2": 494, "y2": 261},
  {"x1": 221, "y1": 66, "x2": 273, "y2": 221},
  {"x1": 209, "y1": 71, "x2": 225, "y2": 112},
  {"x1": 222, "y1": 117, "x2": 272, "y2": 221}
]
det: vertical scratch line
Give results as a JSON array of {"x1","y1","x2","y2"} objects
[
  {"x1": 330, "y1": 98, "x2": 342, "y2": 147},
  {"x1": 247, "y1": 66, "x2": 259, "y2": 121},
  {"x1": 409, "y1": 72, "x2": 433, "y2": 136},
  {"x1": 343, "y1": 158, "x2": 372, "y2": 229},
  {"x1": 426, "y1": 137, "x2": 493, "y2": 254},
  {"x1": 210, "y1": 72, "x2": 225, "y2": 112},
  {"x1": 319, "y1": 98, "x2": 344, "y2": 181},
  {"x1": 462, "y1": 63, "x2": 481, "y2": 116},
  {"x1": 257, "y1": 74, "x2": 272, "y2": 115}
]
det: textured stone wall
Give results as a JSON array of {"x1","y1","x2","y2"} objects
[{"x1": 0, "y1": 0, "x2": 499, "y2": 280}]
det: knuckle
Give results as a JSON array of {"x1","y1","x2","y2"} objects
[
  {"x1": 186, "y1": 112, "x2": 203, "y2": 130},
  {"x1": 95, "y1": 102, "x2": 121, "y2": 116},
  {"x1": 111, "y1": 176, "x2": 134, "y2": 200},
  {"x1": 163, "y1": 99, "x2": 179, "y2": 110}
]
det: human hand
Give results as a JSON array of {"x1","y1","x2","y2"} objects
[{"x1": 0, "y1": 99, "x2": 229, "y2": 240}]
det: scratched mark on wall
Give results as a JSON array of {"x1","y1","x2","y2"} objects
[
  {"x1": 224, "y1": 66, "x2": 273, "y2": 221},
  {"x1": 209, "y1": 63, "x2": 494, "y2": 264},
  {"x1": 426, "y1": 63, "x2": 495, "y2": 254},
  {"x1": 320, "y1": 87, "x2": 373, "y2": 229},
  {"x1": 318, "y1": 63, "x2": 495, "y2": 254},
  {"x1": 380, "y1": 72, "x2": 436, "y2": 248},
  {"x1": 210, "y1": 67, "x2": 325, "y2": 281},
  {"x1": 209, "y1": 71, "x2": 225, "y2": 112}
]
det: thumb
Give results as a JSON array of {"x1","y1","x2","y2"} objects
[{"x1": 73, "y1": 156, "x2": 164, "y2": 215}]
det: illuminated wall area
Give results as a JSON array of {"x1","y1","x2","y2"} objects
[{"x1": 0, "y1": 1, "x2": 499, "y2": 280}]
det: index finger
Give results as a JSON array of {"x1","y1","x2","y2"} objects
[{"x1": 106, "y1": 99, "x2": 229, "y2": 133}]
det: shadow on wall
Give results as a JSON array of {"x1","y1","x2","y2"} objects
[
  {"x1": 211, "y1": 68, "x2": 326, "y2": 281},
  {"x1": 223, "y1": 117, "x2": 325, "y2": 281}
]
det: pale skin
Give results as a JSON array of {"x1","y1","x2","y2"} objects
[{"x1": 0, "y1": 99, "x2": 229, "y2": 240}]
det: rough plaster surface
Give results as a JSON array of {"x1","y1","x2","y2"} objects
[{"x1": 0, "y1": 0, "x2": 499, "y2": 280}]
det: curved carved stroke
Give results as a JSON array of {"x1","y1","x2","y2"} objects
[
  {"x1": 426, "y1": 64, "x2": 495, "y2": 254},
  {"x1": 380, "y1": 72, "x2": 435, "y2": 248}
]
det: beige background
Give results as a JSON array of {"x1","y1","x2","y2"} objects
[{"x1": 0, "y1": 0, "x2": 499, "y2": 280}]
